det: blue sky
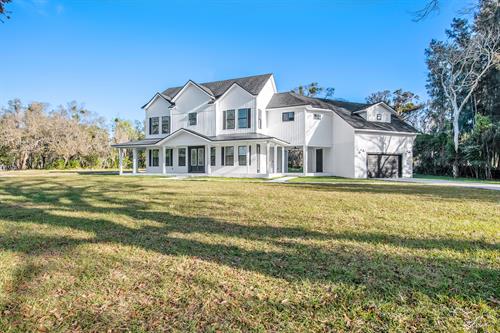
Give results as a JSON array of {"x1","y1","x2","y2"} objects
[{"x1": 1, "y1": 0, "x2": 468, "y2": 123}]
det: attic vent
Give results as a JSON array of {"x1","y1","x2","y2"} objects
[
  {"x1": 376, "y1": 114, "x2": 382, "y2": 120},
  {"x1": 313, "y1": 113, "x2": 322, "y2": 120}
]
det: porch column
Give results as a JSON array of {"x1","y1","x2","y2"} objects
[
  {"x1": 207, "y1": 144, "x2": 211, "y2": 175},
  {"x1": 132, "y1": 148, "x2": 138, "y2": 174},
  {"x1": 247, "y1": 144, "x2": 250, "y2": 174},
  {"x1": 118, "y1": 148, "x2": 123, "y2": 175},
  {"x1": 273, "y1": 144, "x2": 278, "y2": 174},
  {"x1": 162, "y1": 146, "x2": 166, "y2": 175},
  {"x1": 265, "y1": 142, "x2": 270, "y2": 175},
  {"x1": 282, "y1": 146, "x2": 286, "y2": 173},
  {"x1": 303, "y1": 145, "x2": 308, "y2": 175}
]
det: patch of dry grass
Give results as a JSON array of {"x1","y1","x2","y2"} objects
[{"x1": 0, "y1": 173, "x2": 498, "y2": 332}]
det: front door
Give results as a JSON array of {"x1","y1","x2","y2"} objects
[
  {"x1": 316, "y1": 149, "x2": 323, "y2": 173},
  {"x1": 188, "y1": 146, "x2": 205, "y2": 173}
]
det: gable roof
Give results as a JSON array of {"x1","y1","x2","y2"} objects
[
  {"x1": 141, "y1": 92, "x2": 174, "y2": 109},
  {"x1": 161, "y1": 73, "x2": 273, "y2": 100},
  {"x1": 267, "y1": 92, "x2": 418, "y2": 134},
  {"x1": 111, "y1": 128, "x2": 288, "y2": 148}
]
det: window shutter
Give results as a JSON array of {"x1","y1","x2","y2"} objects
[
  {"x1": 149, "y1": 118, "x2": 152, "y2": 134},
  {"x1": 247, "y1": 109, "x2": 251, "y2": 128},
  {"x1": 221, "y1": 147, "x2": 225, "y2": 165},
  {"x1": 223, "y1": 111, "x2": 226, "y2": 130}
]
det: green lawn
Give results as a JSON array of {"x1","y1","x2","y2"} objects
[
  {"x1": 414, "y1": 174, "x2": 500, "y2": 184},
  {"x1": 288, "y1": 176, "x2": 382, "y2": 183},
  {"x1": 0, "y1": 173, "x2": 498, "y2": 332}
]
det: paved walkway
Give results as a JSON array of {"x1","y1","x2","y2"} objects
[
  {"x1": 267, "y1": 176, "x2": 297, "y2": 183},
  {"x1": 382, "y1": 177, "x2": 500, "y2": 191}
]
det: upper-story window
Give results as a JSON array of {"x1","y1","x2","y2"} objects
[
  {"x1": 313, "y1": 113, "x2": 322, "y2": 120},
  {"x1": 188, "y1": 112, "x2": 197, "y2": 126},
  {"x1": 162, "y1": 116, "x2": 170, "y2": 134},
  {"x1": 149, "y1": 117, "x2": 159, "y2": 134},
  {"x1": 282, "y1": 112, "x2": 295, "y2": 122},
  {"x1": 223, "y1": 110, "x2": 235, "y2": 130},
  {"x1": 376, "y1": 114, "x2": 382, "y2": 121},
  {"x1": 238, "y1": 108, "x2": 251, "y2": 129},
  {"x1": 258, "y1": 109, "x2": 262, "y2": 129}
]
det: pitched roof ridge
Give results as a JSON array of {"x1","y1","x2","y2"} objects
[{"x1": 199, "y1": 73, "x2": 272, "y2": 86}]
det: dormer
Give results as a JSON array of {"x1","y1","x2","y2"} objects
[{"x1": 354, "y1": 102, "x2": 395, "y2": 123}]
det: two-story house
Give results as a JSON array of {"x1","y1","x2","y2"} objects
[{"x1": 112, "y1": 73, "x2": 418, "y2": 178}]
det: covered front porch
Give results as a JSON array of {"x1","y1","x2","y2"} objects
[{"x1": 112, "y1": 129, "x2": 291, "y2": 178}]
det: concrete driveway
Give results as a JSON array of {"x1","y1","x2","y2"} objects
[{"x1": 382, "y1": 177, "x2": 500, "y2": 191}]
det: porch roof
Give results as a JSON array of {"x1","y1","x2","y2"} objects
[{"x1": 111, "y1": 128, "x2": 288, "y2": 148}]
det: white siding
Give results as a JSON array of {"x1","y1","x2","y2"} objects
[
  {"x1": 255, "y1": 76, "x2": 277, "y2": 133},
  {"x1": 305, "y1": 111, "x2": 333, "y2": 147},
  {"x1": 265, "y1": 107, "x2": 305, "y2": 146},
  {"x1": 171, "y1": 84, "x2": 215, "y2": 136},
  {"x1": 144, "y1": 97, "x2": 171, "y2": 139},
  {"x1": 215, "y1": 84, "x2": 256, "y2": 135},
  {"x1": 211, "y1": 142, "x2": 268, "y2": 177},
  {"x1": 354, "y1": 132, "x2": 416, "y2": 178},
  {"x1": 331, "y1": 113, "x2": 355, "y2": 178},
  {"x1": 359, "y1": 104, "x2": 392, "y2": 123}
]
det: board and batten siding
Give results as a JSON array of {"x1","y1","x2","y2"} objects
[
  {"x1": 264, "y1": 107, "x2": 305, "y2": 146},
  {"x1": 331, "y1": 113, "x2": 355, "y2": 178},
  {"x1": 215, "y1": 84, "x2": 256, "y2": 136},
  {"x1": 170, "y1": 84, "x2": 215, "y2": 136},
  {"x1": 144, "y1": 97, "x2": 172, "y2": 139},
  {"x1": 354, "y1": 132, "x2": 416, "y2": 178},
  {"x1": 255, "y1": 77, "x2": 277, "y2": 133},
  {"x1": 305, "y1": 110, "x2": 333, "y2": 147}
]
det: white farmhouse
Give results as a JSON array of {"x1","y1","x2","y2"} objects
[{"x1": 113, "y1": 74, "x2": 418, "y2": 178}]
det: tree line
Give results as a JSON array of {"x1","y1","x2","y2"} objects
[{"x1": 0, "y1": 99, "x2": 143, "y2": 170}]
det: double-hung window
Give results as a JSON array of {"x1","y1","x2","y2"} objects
[
  {"x1": 282, "y1": 112, "x2": 295, "y2": 122},
  {"x1": 178, "y1": 148, "x2": 186, "y2": 166},
  {"x1": 188, "y1": 112, "x2": 197, "y2": 126},
  {"x1": 210, "y1": 147, "x2": 216, "y2": 166},
  {"x1": 258, "y1": 109, "x2": 262, "y2": 129},
  {"x1": 162, "y1": 116, "x2": 171, "y2": 134},
  {"x1": 238, "y1": 146, "x2": 247, "y2": 166},
  {"x1": 224, "y1": 146, "x2": 234, "y2": 166},
  {"x1": 238, "y1": 108, "x2": 251, "y2": 129},
  {"x1": 149, "y1": 149, "x2": 159, "y2": 167},
  {"x1": 223, "y1": 110, "x2": 235, "y2": 129},
  {"x1": 149, "y1": 117, "x2": 159, "y2": 134},
  {"x1": 165, "y1": 148, "x2": 173, "y2": 166}
]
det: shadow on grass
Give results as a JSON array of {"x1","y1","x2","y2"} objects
[
  {"x1": 280, "y1": 182, "x2": 500, "y2": 203},
  {"x1": 0, "y1": 176, "x2": 498, "y2": 319}
]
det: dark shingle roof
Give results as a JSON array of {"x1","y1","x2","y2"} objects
[
  {"x1": 267, "y1": 92, "x2": 418, "y2": 133},
  {"x1": 162, "y1": 73, "x2": 273, "y2": 99},
  {"x1": 111, "y1": 138, "x2": 163, "y2": 148},
  {"x1": 111, "y1": 128, "x2": 288, "y2": 148}
]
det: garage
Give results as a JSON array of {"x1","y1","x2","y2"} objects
[{"x1": 367, "y1": 154, "x2": 402, "y2": 178}]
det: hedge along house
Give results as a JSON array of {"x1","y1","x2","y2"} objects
[{"x1": 112, "y1": 73, "x2": 418, "y2": 178}]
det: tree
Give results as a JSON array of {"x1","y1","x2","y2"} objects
[
  {"x1": 0, "y1": 0, "x2": 11, "y2": 23},
  {"x1": 426, "y1": 11, "x2": 499, "y2": 177},
  {"x1": 366, "y1": 89, "x2": 423, "y2": 117},
  {"x1": 292, "y1": 83, "x2": 335, "y2": 98}
]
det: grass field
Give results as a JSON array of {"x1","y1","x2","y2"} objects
[
  {"x1": 413, "y1": 174, "x2": 500, "y2": 184},
  {"x1": 0, "y1": 173, "x2": 498, "y2": 332}
]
